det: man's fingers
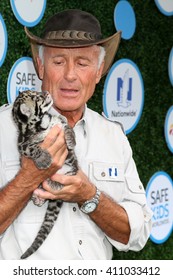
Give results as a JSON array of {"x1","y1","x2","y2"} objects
[
  {"x1": 40, "y1": 125, "x2": 62, "y2": 149},
  {"x1": 40, "y1": 125, "x2": 68, "y2": 162},
  {"x1": 33, "y1": 188, "x2": 57, "y2": 200}
]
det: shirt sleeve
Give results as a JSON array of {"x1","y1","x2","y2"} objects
[
  {"x1": 106, "y1": 132, "x2": 153, "y2": 251},
  {"x1": 107, "y1": 202, "x2": 153, "y2": 251}
]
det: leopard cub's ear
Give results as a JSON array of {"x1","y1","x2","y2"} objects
[{"x1": 20, "y1": 103, "x2": 31, "y2": 118}]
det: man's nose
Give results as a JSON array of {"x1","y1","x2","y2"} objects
[{"x1": 64, "y1": 62, "x2": 77, "y2": 81}]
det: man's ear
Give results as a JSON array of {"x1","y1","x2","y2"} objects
[
  {"x1": 96, "y1": 61, "x2": 105, "y2": 84},
  {"x1": 36, "y1": 56, "x2": 44, "y2": 80}
]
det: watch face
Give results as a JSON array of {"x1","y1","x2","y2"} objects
[{"x1": 83, "y1": 201, "x2": 97, "y2": 213}]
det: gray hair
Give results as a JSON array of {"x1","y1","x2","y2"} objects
[
  {"x1": 38, "y1": 45, "x2": 105, "y2": 70},
  {"x1": 98, "y1": 46, "x2": 106, "y2": 69}
]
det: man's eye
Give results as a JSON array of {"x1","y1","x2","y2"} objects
[
  {"x1": 78, "y1": 62, "x2": 88, "y2": 67},
  {"x1": 54, "y1": 61, "x2": 62, "y2": 65}
]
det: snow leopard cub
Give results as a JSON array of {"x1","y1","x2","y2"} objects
[{"x1": 12, "y1": 90, "x2": 78, "y2": 259}]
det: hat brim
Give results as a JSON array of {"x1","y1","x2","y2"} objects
[{"x1": 24, "y1": 26, "x2": 121, "y2": 78}]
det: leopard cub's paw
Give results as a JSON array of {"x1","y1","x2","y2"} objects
[
  {"x1": 35, "y1": 150, "x2": 52, "y2": 169},
  {"x1": 31, "y1": 193, "x2": 45, "y2": 207}
]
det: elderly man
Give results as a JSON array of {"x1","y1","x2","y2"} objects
[{"x1": 0, "y1": 9, "x2": 152, "y2": 259}]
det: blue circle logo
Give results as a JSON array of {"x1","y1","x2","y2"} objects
[
  {"x1": 0, "y1": 14, "x2": 8, "y2": 67},
  {"x1": 114, "y1": 0, "x2": 136, "y2": 40},
  {"x1": 10, "y1": 0, "x2": 47, "y2": 27},
  {"x1": 164, "y1": 106, "x2": 173, "y2": 153},
  {"x1": 146, "y1": 171, "x2": 173, "y2": 244},
  {"x1": 103, "y1": 59, "x2": 144, "y2": 134}
]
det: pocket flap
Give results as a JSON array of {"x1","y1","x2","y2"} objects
[
  {"x1": 126, "y1": 177, "x2": 145, "y2": 194},
  {"x1": 92, "y1": 161, "x2": 124, "y2": 182}
]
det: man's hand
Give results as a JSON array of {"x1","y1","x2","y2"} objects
[
  {"x1": 20, "y1": 124, "x2": 68, "y2": 190},
  {"x1": 33, "y1": 169, "x2": 96, "y2": 204}
]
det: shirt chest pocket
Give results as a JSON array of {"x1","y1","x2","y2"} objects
[{"x1": 89, "y1": 161, "x2": 125, "y2": 202}]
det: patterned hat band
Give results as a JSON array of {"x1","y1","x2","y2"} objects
[{"x1": 44, "y1": 30, "x2": 102, "y2": 41}]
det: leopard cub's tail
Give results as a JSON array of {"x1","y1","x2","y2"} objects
[{"x1": 20, "y1": 200, "x2": 62, "y2": 259}]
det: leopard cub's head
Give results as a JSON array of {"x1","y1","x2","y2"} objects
[{"x1": 12, "y1": 90, "x2": 53, "y2": 126}]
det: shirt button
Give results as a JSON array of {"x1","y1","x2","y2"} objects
[
  {"x1": 139, "y1": 185, "x2": 143, "y2": 190},
  {"x1": 101, "y1": 172, "x2": 106, "y2": 177},
  {"x1": 73, "y1": 207, "x2": 76, "y2": 212},
  {"x1": 79, "y1": 240, "x2": 82, "y2": 245}
]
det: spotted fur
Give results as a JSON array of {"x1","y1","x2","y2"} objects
[{"x1": 12, "y1": 90, "x2": 78, "y2": 259}]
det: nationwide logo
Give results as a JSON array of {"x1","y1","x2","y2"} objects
[
  {"x1": 103, "y1": 59, "x2": 144, "y2": 134},
  {"x1": 117, "y1": 69, "x2": 132, "y2": 108},
  {"x1": 10, "y1": 0, "x2": 47, "y2": 27}
]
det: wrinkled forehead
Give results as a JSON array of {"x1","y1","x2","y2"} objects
[{"x1": 42, "y1": 44, "x2": 101, "y2": 59}]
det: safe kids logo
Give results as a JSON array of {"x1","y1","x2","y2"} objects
[
  {"x1": 7, "y1": 57, "x2": 42, "y2": 103},
  {"x1": 10, "y1": 0, "x2": 47, "y2": 27},
  {"x1": 103, "y1": 59, "x2": 144, "y2": 134},
  {"x1": 146, "y1": 171, "x2": 173, "y2": 244},
  {"x1": 0, "y1": 14, "x2": 8, "y2": 67},
  {"x1": 164, "y1": 105, "x2": 173, "y2": 153}
]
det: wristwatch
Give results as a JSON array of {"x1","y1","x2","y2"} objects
[{"x1": 80, "y1": 188, "x2": 101, "y2": 214}]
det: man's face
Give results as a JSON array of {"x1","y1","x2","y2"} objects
[{"x1": 37, "y1": 45, "x2": 104, "y2": 114}]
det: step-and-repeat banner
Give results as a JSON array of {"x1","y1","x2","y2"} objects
[{"x1": 0, "y1": 0, "x2": 173, "y2": 246}]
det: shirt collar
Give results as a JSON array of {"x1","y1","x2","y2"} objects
[{"x1": 49, "y1": 105, "x2": 87, "y2": 136}]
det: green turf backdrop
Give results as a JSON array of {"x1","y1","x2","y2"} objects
[{"x1": 0, "y1": 0, "x2": 173, "y2": 259}]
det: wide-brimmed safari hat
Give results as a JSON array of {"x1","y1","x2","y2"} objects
[{"x1": 24, "y1": 9, "x2": 121, "y2": 77}]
